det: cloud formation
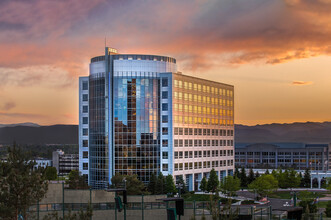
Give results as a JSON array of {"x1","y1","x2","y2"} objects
[
  {"x1": 292, "y1": 81, "x2": 313, "y2": 85},
  {"x1": 0, "y1": 0, "x2": 331, "y2": 75},
  {"x1": 2, "y1": 102, "x2": 16, "y2": 111}
]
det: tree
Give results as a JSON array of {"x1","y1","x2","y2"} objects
[
  {"x1": 207, "y1": 169, "x2": 219, "y2": 192},
  {"x1": 0, "y1": 145, "x2": 48, "y2": 219},
  {"x1": 265, "y1": 169, "x2": 270, "y2": 175},
  {"x1": 247, "y1": 168, "x2": 255, "y2": 185},
  {"x1": 325, "y1": 201, "x2": 331, "y2": 217},
  {"x1": 156, "y1": 173, "x2": 166, "y2": 194},
  {"x1": 248, "y1": 174, "x2": 278, "y2": 197},
  {"x1": 220, "y1": 176, "x2": 240, "y2": 196},
  {"x1": 255, "y1": 171, "x2": 260, "y2": 179},
  {"x1": 125, "y1": 175, "x2": 145, "y2": 195},
  {"x1": 44, "y1": 166, "x2": 58, "y2": 180},
  {"x1": 288, "y1": 169, "x2": 301, "y2": 189},
  {"x1": 66, "y1": 170, "x2": 89, "y2": 189},
  {"x1": 200, "y1": 177, "x2": 208, "y2": 192},
  {"x1": 147, "y1": 173, "x2": 157, "y2": 194},
  {"x1": 176, "y1": 175, "x2": 187, "y2": 194},
  {"x1": 240, "y1": 167, "x2": 248, "y2": 187},
  {"x1": 298, "y1": 191, "x2": 317, "y2": 214},
  {"x1": 234, "y1": 167, "x2": 240, "y2": 179},
  {"x1": 302, "y1": 168, "x2": 311, "y2": 188},
  {"x1": 111, "y1": 174, "x2": 145, "y2": 195},
  {"x1": 165, "y1": 175, "x2": 177, "y2": 195}
]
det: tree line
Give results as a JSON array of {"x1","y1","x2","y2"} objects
[{"x1": 234, "y1": 167, "x2": 312, "y2": 189}]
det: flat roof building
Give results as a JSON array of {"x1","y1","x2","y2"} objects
[
  {"x1": 79, "y1": 47, "x2": 235, "y2": 190},
  {"x1": 235, "y1": 143, "x2": 331, "y2": 171}
]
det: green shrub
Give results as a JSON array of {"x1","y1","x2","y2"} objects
[
  {"x1": 325, "y1": 201, "x2": 331, "y2": 217},
  {"x1": 299, "y1": 200, "x2": 317, "y2": 213}
]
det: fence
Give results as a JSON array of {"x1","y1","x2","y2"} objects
[{"x1": 28, "y1": 199, "x2": 274, "y2": 220}]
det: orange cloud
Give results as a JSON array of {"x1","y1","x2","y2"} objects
[{"x1": 292, "y1": 81, "x2": 313, "y2": 85}]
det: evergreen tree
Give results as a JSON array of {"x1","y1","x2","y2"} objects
[
  {"x1": 248, "y1": 168, "x2": 255, "y2": 184},
  {"x1": 0, "y1": 145, "x2": 48, "y2": 219},
  {"x1": 200, "y1": 177, "x2": 208, "y2": 192},
  {"x1": 111, "y1": 173, "x2": 145, "y2": 195},
  {"x1": 255, "y1": 171, "x2": 260, "y2": 179},
  {"x1": 299, "y1": 172, "x2": 304, "y2": 187},
  {"x1": 125, "y1": 175, "x2": 145, "y2": 195},
  {"x1": 156, "y1": 172, "x2": 166, "y2": 194},
  {"x1": 147, "y1": 173, "x2": 157, "y2": 194},
  {"x1": 265, "y1": 169, "x2": 270, "y2": 175},
  {"x1": 288, "y1": 169, "x2": 301, "y2": 189},
  {"x1": 240, "y1": 167, "x2": 248, "y2": 187},
  {"x1": 44, "y1": 166, "x2": 58, "y2": 180},
  {"x1": 303, "y1": 168, "x2": 311, "y2": 188},
  {"x1": 207, "y1": 169, "x2": 219, "y2": 192},
  {"x1": 165, "y1": 175, "x2": 177, "y2": 195},
  {"x1": 177, "y1": 175, "x2": 187, "y2": 194},
  {"x1": 66, "y1": 170, "x2": 89, "y2": 189},
  {"x1": 234, "y1": 167, "x2": 240, "y2": 179}
]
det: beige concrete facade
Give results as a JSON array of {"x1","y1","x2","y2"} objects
[{"x1": 172, "y1": 73, "x2": 235, "y2": 191}]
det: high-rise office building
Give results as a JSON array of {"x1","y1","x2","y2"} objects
[{"x1": 79, "y1": 47, "x2": 235, "y2": 190}]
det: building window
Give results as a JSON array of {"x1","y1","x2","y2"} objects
[
  {"x1": 162, "y1": 152, "x2": 168, "y2": 159},
  {"x1": 83, "y1": 151, "x2": 88, "y2": 158},
  {"x1": 83, "y1": 129, "x2": 88, "y2": 136},
  {"x1": 162, "y1": 127, "x2": 168, "y2": 135},
  {"x1": 82, "y1": 105, "x2": 88, "y2": 113},
  {"x1": 83, "y1": 163, "x2": 88, "y2": 170},
  {"x1": 82, "y1": 81, "x2": 88, "y2": 90},
  {"x1": 162, "y1": 103, "x2": 168, "y2": 111},
  {"x1": 83, "y1": 140, "x2": 88, "y2": 147},
  {"x1": 162, "y1": 115, "x2": 168, "y2": 123},
  {"x1": 162, "y1": 140, "x2": 168, "y2": 147},
  {"x1": 162, "y1": 78, "x2": 168, "y2": 87},
  {"x1": 83, "y1": 117, "x2": 88, "y2": 124},
  {"x1": 82, "y1": 94, "x2": 88, "y2": 101},
  {"x1": 162, "y1": 91, "x2": 168, "y2": 99},
  {"x1": 162, "y1": 164, "x2": 168, "y2": 171}
]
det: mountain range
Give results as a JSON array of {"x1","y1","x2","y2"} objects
[{"x1": 0, "y1": 121, "x2": 331, "y2": 145}]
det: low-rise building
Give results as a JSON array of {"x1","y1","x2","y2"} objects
[
  {"x1": 52, "y1": 149, "x2": 78, "y2": 175},
  {"x1": 235, "y1": 143, "x2": 331, "y2": 171}
]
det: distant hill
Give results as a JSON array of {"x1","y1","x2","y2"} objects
[
  {"x1": 235, "y1": 122, "x2": 331, "y2": 143},
  {"x1": 1, "y1": 121, "x2": 331, "y2": 145},
  {"x1": 0, "y1": 122, "x2": 40, "y2": 128},
  {"x1": 0, "y1": 124, "x2": 78, "y2": 145}
]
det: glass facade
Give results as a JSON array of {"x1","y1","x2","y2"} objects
[
  {"x1": 89, "y1": 72, "x2": 109, "y2": 189},
  {"x1": 114, "y1": 77, "x2": 160, "y2": 182},
  {"x1": 79, "y1": 47, "x2": 234, "y2": 190}
]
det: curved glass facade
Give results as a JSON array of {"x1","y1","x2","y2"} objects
[{"x1": 114, "y1": 77, "x2": 160, "y2": 182}]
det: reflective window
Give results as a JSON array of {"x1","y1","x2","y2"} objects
[
  {"x1": 162, "y1": 91, "x2": 168, "y2": 99},
  {"x1": 83, "y1": 117, "x2": 88, "y2": 124},
  {"x1": 82, "y1": 94, "x2": 88, "y2": 101},
  {"x1": 82, "y1": 106, "x2": 88, "y2": 113},
  {"x1": 82, "y1": 81, "x2": 88, "y2": 90}
]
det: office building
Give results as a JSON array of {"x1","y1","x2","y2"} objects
[
  {"x1": 235, "y1": 143, "x2": 331, "y2": 171},
  {"x1": 52, "y1": 149, "x2": 79, "y2": 175},
  {"x1": 79, "y1": 47, "x2": 235, "y2": 190}
]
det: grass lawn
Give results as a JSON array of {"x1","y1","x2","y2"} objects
[{"x1": 269, "y1": 191, "x2": 326, "y2": 200}]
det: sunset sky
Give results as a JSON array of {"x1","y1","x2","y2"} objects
[{"x1": 1, "y1": 0, "x2": 331, "y2": 125}]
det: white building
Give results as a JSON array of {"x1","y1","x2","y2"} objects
[{"x1": 79, "y1": 47, "x2": 235, "y2": 190}]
